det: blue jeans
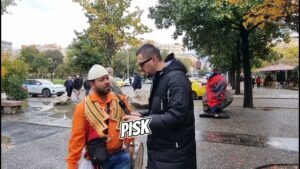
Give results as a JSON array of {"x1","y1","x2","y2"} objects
[
  {"x1": 210, "y1": 105, "x2": 222, "y2": 113},
  {"x1": 101, "y1": 150, "x2": 131, "y2": 169}
]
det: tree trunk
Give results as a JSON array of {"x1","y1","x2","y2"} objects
[
  {"x1": 230, "y1": 54, "x2": 236, "y2": 89},
  {"x1": 240, "y1": 27, "x2": 253, "y2": 108},
  {"x1": 229, "y1": 71, "x2": 235, "y2": 89},
  {"x1": 235, "y1": 39, "x2": 241, "y2": 95}
]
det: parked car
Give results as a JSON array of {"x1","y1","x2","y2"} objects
[
  {"x1": 123, "y1": 77, "x2": 134, "y2": 86},
  {"x1": 190, "y1": 80, "x2": 206, "y2": 100},
  {"x1": 198, "y1": 78, "x2": 207, "y2": 85},
  {"x1": 114, "y1": 77, "x2": 124, "y2": 88},
  {"x1": 23, "y1": 79, "x2": 65, "y2": 97},
  {"x1": 144, "y1": 79, "x2": 152, "y2": 84}
]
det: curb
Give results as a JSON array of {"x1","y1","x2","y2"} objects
[{"x1": 233, "y1": 95, "x2": 299, "y2": 99}]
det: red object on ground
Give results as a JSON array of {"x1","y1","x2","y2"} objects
[{"x1": 206, "y1": 74, "x2": 227, "y2": 108}]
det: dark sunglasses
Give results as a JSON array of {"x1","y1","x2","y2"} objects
[{"x1": 138, "y1": 58, "x2": 152, "y2": 68}]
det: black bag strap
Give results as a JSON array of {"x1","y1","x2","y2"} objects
[{"x1": 114, "y1": 93, "x2": 130, "y2": 115}]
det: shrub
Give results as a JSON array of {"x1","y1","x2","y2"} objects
[{"x1": 1, "y1": 58, "x2": 29, "y2": 100}]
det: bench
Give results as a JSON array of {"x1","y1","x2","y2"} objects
[{"x1": 1, "y1": 100, "x2": 23, "y2": 114}]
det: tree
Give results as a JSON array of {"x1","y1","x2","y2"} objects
[
  {"x1": 271, "y1": 40, "x2": 299, "y2": 66},
  {"x1": 55, "y1": 63, "x2": 74, "y2": 79},
  {"x1": 20, "y1": 45, "x2": 41, "y2": 74},
  {"x1": 149, "y1": 0, "x2": 297, "y2": 107},
  {"x1": 113, "y1": 46, "x2": 140, "y2": 78},
  {"x1": 67, "y1": 32, "x2": 106, "y2": 74},
  {"x1": 20, "y1": 45, "x2": 52, "y2": 78},
  {"x1": 74, "y1": 0, "x2": 150, "y2": 67},
  {"x1": 43, "y1": 49, "x2": 64, "y2": 75},
  {"x1": 1, "y1": 0, "x2": 19, "y2": 15},
  {"x1": 20, "y1": 45, "x2": 39, "y2": 65}
]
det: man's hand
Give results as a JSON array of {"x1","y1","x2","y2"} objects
[
  {"x1": 130, "y1": 112, "x2": 142, "y2": 117},
  {"x1": 123, "y1": 115, "x2": 142, "y2": 122}
]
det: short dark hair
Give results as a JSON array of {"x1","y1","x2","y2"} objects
[{"x1": 136, "y1": 43, "x2": 162, "y2": 60}]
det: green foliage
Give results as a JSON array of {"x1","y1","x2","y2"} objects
[
  {"x1": 67, "y1": 32, "x2": 106, "y2": 73},
  {"x1": 43, "y1": 49, "x2": 64, "y2": 71},
  {"x1": 1, "y1": 0, "x2": 18, "y2": 15},
  {"x1": 149, "y1": 0, "x2": 295, "y2": 107},
  {"x1": 70, "y1": 0, "x2": 150, "y2": 70},
  {"x1": 52, "y1": 79, "x2": 65, "y2": 85},
  {"x1": 20, "y1": 46, "x2": 68, "y2": 78},
  {"x1": 55, "y1": 63, "x2": 75, "y2": 79},
  {"x1": 1, "y1": 58, "x2": 28, "y2": 100},
  {"x1": 20, "y1": 45, "x2": 40, "y2": 66},
  {"x1": 20, "y1": 45, "x2": 51, "y2": 77},
  {"x1": 272, "y1": 40, "x2": 299, "y2": 66},
  {"x1": 113, "y1": 46, "x2": 139, "y2": 78}
]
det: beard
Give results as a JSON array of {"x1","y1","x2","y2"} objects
[{"x1": 95, "y1": 86, "x2": 111, "y2": 96}]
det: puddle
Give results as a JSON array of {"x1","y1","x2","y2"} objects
[
  {"x1": 266, "y1": 137, "x2": 299, "y2": 152},
  {"x1": 28, "y1": 101, "x2": 54, "y2": 112},
  {"x1": 48, "y1": 103, "x2": 76, "y2": 119},
  {"x1": 197, "y1": 131, "x2": 299, "y2": 152},
  {"x1": 256, "y1": 164, "x2": 299, "y2": 169},
  {"x1": 261, "y1": 108, "x2": 274, "y2": 111}
]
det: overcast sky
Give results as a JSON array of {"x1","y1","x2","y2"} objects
[{"x1": 1, "y1": 0, "x2": 183, "y2": 49}]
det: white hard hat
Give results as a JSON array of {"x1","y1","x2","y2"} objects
[{"x1": 87, "y1": 64, "x2": 109, "y2": 80}]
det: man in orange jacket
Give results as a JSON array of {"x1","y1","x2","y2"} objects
[{"x1": 66, "y1": 64, "x2": 134, "y2": 169}]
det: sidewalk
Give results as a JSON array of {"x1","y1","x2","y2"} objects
[{"x1": 229, "y1": 85, "x2": 299, "y2": 99}]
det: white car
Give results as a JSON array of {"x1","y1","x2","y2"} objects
[
  {"x1": 123, "y1": 77, "x2": 134, "y2": 86},
  {"x1": 24, "y1": 79, "x2": 65, "y2": 97},
  {"x1": 144, "y1": 79, "x2": 152, "y2": 84}
]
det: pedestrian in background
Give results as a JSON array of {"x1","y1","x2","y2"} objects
[
  {"x1": 252, "y1": 77, "x2": 256, "y2": 89},
  {"x1": 74, "y1": 75, "x2": 83, "y2": 100},
  {"x1": 64, "y1": 76, "x2": 74, "y2": 99},
  {"x1": 106, "y1": 67, "x2": 123, "y2": 94},
  {"x1": 132, "y1": 72, "x2": 142, "y2": 91},
  {"x1": 83, "y1": 78, "x2": 91, "y2": 96},
  {"x1": 256, "y1": 76, "x2": 261, "y2": 89}
]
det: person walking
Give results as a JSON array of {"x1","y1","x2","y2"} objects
[
  {"x1": 83, "y1": 78, "x2": 91, "y2": 96},
  {"x1": 252, "y1": 77, "x2": 256, "y2": 89},
  {"x1": 74, "y1": 75, "x2": 83, "y2": 100},
  {"x1": 66, "y1": 64, "x2": 134, "y2": 169},
  {"x1": 132, "y1": 73, "x2": 142, "y2": 91},
  {"x1": 123, "y1": 44, "x2": 197, "y2": 169},
  {"x1": 64, "y1": 76, "x2": 74, "y2": 99},
  {"x1": 256, "y1": 76, "x2": 261, "y2": 89},
  {"x1": 106, "y1": 67, "x2": 123, "y2": 94}
]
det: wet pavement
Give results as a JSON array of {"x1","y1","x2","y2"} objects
[
  {"x1": 198, "y1": 131, "x2": 298, "y2": 152},
  {"x1": 1, "y1": 86, "x2": 299, "y2": 169}
]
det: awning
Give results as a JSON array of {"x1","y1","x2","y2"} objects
[{"x1": 255, "y1": 64, "x2": 296, "y2": 72}]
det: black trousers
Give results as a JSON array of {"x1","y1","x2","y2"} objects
[{"x1": 66, "y1": 89, "x2": 73, "y2": 97}]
